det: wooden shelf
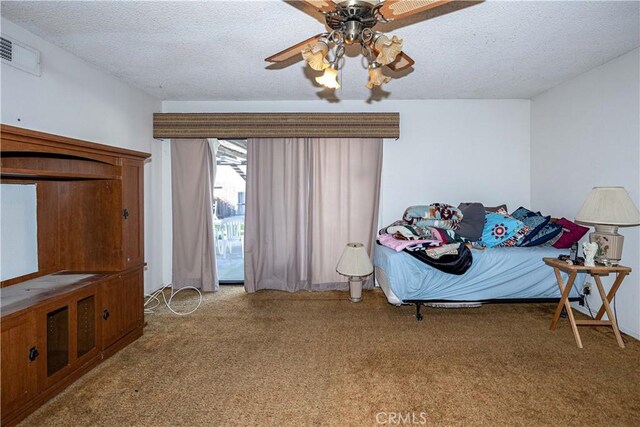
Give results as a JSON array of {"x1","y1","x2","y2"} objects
[{"x1": 1, "y1": 272, "x2": 107, "y2": 318}]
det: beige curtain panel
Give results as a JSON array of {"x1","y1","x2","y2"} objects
[
  {"x1": 244, "y1": 138, "x2": 382, "y2": 293},
  {"x1": 171, "y1": 139, "x2": 219, "y2": 291}
]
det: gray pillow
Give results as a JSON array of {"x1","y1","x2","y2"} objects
[
  {"x1": 485, "y1": 204, "x2": 508, "y2": 213},
  {"x1": 456, "y1": 202, "x2": 486, "y2": 241}
]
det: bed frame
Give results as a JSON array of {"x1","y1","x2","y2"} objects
[
  {"x1": 405, "y1": 297, "x2": 584, "y2": 321},
  {"x1": 374, "y1": 267, "x2": 584, "y2": 321}
]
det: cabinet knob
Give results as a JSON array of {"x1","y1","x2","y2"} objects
[
  {"x1": 28, "y1": 346, "x2": 39, "y2": 362},
  {"x1": 102, "y1": 309, "x2": 110, "y2": 320}
]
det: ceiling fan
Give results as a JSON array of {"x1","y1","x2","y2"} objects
[{"x1": 265, "y1": 0, "x2": 461, "y2": 90}]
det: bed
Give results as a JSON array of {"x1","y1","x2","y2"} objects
[{"x1": 373, "y1": 245, "x2": 586, "y2": 320}]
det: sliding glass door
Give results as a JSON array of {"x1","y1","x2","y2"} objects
[{"x1": 214, "y1": 139, "x2": 246, "y2": 283}]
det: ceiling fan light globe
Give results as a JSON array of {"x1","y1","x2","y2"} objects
[
  {"x1": 365, "y1": 64, "x2": 391, "y2": 89},
  {"x1": 316, "y1": 67, "x2": 341, "y2": 89},
  {"x1": 375, "y1": 35, "x2": 403, "y2": 65},
  {"x1": 302, "y1": 39, "x2": 330, "y2": 71}
]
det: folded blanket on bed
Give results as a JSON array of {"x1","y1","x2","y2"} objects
[
  {"x1": 402, "y1": 203, "x2": 463, "y2": 230},
  {"x1": 385, "y1": 223, "x2": 441, "y2": 241},
  {"x1": 377, "y1": 233, "x2": 441, "y2": 252},
  {"x1": 425, "y1": 243, "x2": 460, "y2": 259},
  {"x1": 377, "y1": 216, "x2": 470, "y2": 254}
]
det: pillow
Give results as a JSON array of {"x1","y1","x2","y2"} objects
[
  {"x1": 498, "y1": 224, "x2": 531, "y2": 247},
  {"x1": 490, "y1": 208, "x2": 531, "y2": 248},
  {"x1": 539, "y1": 230, "x2": 564, "y2": 247},
  {"x1": 495, "y1": 208, "x2": 530, "y2": 247},
  {"x1": 521, "y1": 221, "x2": 563, "y2": 247},
  {"x1": 485, "y1": 204, "x2": 508, "y2": 213},
  {"x1": 511, "y1": 207, "x2": 551, "y2": 246},
  {"x1": 553, "y1": 217, "x2": 590, "y2": 249},
  {"x1": 403, "y1": 203, "x2": 463, "y2": 230},
  {"x1": 456, "y1": 202, "x2": 485, "y2": 241},
  {"x1": 477, "y1": 211, "x2": 524, "y2": 248}
]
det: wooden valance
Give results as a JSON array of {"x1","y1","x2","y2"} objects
[{"x1": 153, "y1": 113, "x2": 399, "y2": 139}]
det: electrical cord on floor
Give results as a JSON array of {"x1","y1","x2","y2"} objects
[
  {"x1": 573, "y1": 281, "x2": 594, "y2": 319},
  {"x1": 144, "y1": 284, "x2": 203, "y2": 316},
  {"x1": 584, "y1": 294, "x2": 595, "y2": 319}
]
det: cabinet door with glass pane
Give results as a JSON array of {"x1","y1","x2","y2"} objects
[{"x1": 37, "y1": 286, "x2": 100, "y2": 390}]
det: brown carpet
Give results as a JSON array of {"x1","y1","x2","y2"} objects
[{"x1": 21, "y1": 287, "x2": 640, "y2": 426}]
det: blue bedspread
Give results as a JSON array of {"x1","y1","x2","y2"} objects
[{"x1": 374, "y1": 245, "x2": 585, "y2": 302}]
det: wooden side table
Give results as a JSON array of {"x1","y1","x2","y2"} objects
[{"x1": 543, "y1": 257, "x2": 631, "y2": 348}]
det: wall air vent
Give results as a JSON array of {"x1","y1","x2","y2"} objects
[
  {"x1": 1, "y1": 35, "x2": 41, "y2": 76},
  {"x1": 0, "y1": 37, "x2": 11, "y2": 61}
]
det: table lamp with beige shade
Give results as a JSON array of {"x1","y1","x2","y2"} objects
[
  {"x1": 336, "y1": 242, "x2": 373, "y2": 302},
  {"x1": 575, "y1": 187, "x2": 640, "y2": 266}
]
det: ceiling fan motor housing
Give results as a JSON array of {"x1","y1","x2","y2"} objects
[{"x1": 326, "y1": 0, "x2": 379, "y2": 44}]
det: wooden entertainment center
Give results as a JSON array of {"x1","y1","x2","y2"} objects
[{"x1": 0, "y1": 125, "x2": 149, "y2": 425}]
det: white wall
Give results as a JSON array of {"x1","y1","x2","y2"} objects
[
  {"x1": 163, "y1": 100, "x2": 532, "y2": 227},
  {"x1": 1, "y1": 17, "x2": 167, "y2": 293},
  {"x1": 531, "y1": 49, "x2": 640, "y2": 339}
]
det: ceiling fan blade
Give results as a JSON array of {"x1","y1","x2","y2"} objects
[
  {"x1": 385, "y1": 51, "x2": 415, "y2": 71},
  {"x1": 379, "y1": 0, "x2": 454, "y2": 20},
  {"x1": 265, "y1": 34, "x2": 325, "y2": 63},
  {"x1": 299, "y1": 0, "x2": 336, "y2": 12}
]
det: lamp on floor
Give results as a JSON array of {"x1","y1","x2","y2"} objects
[
  {"x1": 336, "y1": 242, "x2": 373, "y2": 303},
  {"x1": 575, "y1": 187, "x2": 640, "y2": 266}
]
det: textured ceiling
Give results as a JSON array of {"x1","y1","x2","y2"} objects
[{"x1": 1, "y1": 0, "x2": 639, "y2": 101}]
